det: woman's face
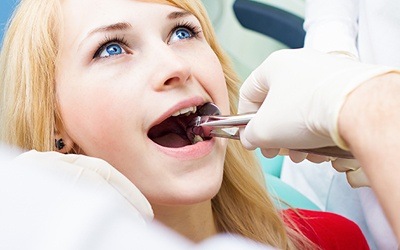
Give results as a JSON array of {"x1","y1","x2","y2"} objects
[{"x1": 56, "y1": 0, "x2": 229, "y2": 206}]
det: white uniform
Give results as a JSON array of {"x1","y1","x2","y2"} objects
[
  {"x1": 304, "y1": 0, "x2": 400, "y2": 67},
  {"x1": 282, "y1": 1, "x2": 400, "y2": 249}
]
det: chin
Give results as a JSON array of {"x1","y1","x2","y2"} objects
[
  {"x1": 148, "y1": 165, "x2": 223, "y2": 206},
  {"x1": 150, "y1": 187, "x2": 220, "y2": 207}
]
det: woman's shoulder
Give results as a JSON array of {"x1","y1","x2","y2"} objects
[{"x1": 283, "y1": 208, "x2": 369, "y2": 250}]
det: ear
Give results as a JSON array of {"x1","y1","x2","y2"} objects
[{"x1": 54, "y1": 128, "x2": 75, "y2": 154}]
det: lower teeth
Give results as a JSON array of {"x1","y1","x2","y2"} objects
[{"x1": 192, "y1": 135, "x2": 204, "y2": 144}]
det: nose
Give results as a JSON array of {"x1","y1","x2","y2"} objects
[{"x1": 149, "y1": 43, "x2": 192, "y2": 91}]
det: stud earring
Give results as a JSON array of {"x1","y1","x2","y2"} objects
[{"x1": 55, "y1": 138, "x2": 65, "y2": 150}]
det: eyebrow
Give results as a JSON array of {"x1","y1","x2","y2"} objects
[
  {"x1": 79, "y1": 11, "x2": 193, "y2": 49},
  {"x1": 167, "y1": 10, "x2": 192, "y2": 20},
  {"x1": 87, "y1": 22, "x2": 133, "y2": 37},
  {"x1": 87, "y1": 11, "x2": 191, "y2": 37}
]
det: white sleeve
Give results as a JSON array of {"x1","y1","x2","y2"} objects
[
  {"x1": 304, "y1": 0, "x2": 359, "y2": 58},
  {"x1": 0, "y1": 148, "x2": 277, "y2": 250}
]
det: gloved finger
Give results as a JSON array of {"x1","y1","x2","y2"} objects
[
  {"x1": 288, "y1": 150, "x2": 308, "y2": 163},
  {"x1": 331, "y1": 158, "x2": 361, "y2": 172},
  {"x1": 239, "y1": 128, "x2": 257, "y2": 150},
  {"x1": 346, "y1": 168, "x2": 370, "y2": 188},
  {"x1": 237, "y1": 93, "x2": 263, "y2": 114},
  {"x1": 305, "y1": 153, "x2": 330, "y2": 163},
  {"x1": 238, "y1": 62, "x2": 271, "y2": 114},
  {"x1": 260, "y1": 148, "x2": 280, "y2": 158}
]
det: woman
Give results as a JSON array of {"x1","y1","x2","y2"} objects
[{"x1": 0, "y1": 0, "x2": 368, "y2": 249}]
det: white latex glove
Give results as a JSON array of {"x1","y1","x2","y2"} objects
[
  {"x1": 0, "y1": 149, "x2": 153, "y2": 250},
  {"x1": 238, "y1": 48, "x2": 397, "y2": 157},
  {"x1": 331, "y1": 158, "x2": 370, "y2": 188}
]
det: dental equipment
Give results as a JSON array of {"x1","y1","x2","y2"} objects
[{"x1": 186, "y1": 103, "x2": 354, "y2": 159}]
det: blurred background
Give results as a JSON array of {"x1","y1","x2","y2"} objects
[
  {"x1": 202, "y1": 0, "x2": 304, "y2": 80},
  {"x1": 0, "y1": 0, "x2": 18, "y2": 45}
]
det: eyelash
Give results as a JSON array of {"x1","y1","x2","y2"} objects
[
  {"x1": 170, "y1": 21, "x2": 202, "y2": 40},
  {"x1": 92, "y1": 21, "x2": 202, "y2": 59},
  {"x1": 93, "y1": 35, "x2": 129, "y2": 59}
]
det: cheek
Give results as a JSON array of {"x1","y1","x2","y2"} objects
[
  {"x1": 59, "y1": 89, "x2": 116, "y2": 141},
  {"x1": 199, "y1": 50, "x2": 230, "y2": 114},
  {"x1": 56, "y1": 75, "x2": 141, "y2": 155}
]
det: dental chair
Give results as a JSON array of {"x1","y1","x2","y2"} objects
[{"x1": 233, "y1": 0, "x2": 305, "y2": 49}]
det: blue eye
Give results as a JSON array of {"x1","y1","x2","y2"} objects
[
  {"x1": 97, "y1": 43, "x2": 126, "y2": 58},
  {"x1": 169, "y1": 27, "x2": 193, "y2": 43}
]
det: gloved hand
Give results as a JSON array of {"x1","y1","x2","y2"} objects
[
  {"x1": 0, "y1": 149, "x2": 153, "y2": 249},
  {"x1": 238, "y1": 48, "x2": 396, "y2": 158}
]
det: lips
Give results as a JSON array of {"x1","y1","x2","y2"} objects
[{"x1": 148, "y1": 104, "x2": 209, "y2": 148}]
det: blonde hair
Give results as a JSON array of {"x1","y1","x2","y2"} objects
[
  {"x1": 0, "y1": 0, "x2": 314, "y2": 249},
  {"x1": 0, "y1": 0, "x2": 62, "y2": 151}
]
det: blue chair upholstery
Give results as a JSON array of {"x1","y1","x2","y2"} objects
[
  {"x1": 233, "y1": 0, "x2": 305, "y2": 48},
  {"x1": 256, "y1": 149, "x2": 283, "y2": 178}
]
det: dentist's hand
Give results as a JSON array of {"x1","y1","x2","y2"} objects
[{"x1": 238, "y1": 48, "x2": 395, "y2": 160}]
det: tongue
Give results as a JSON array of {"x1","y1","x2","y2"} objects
[{"x1": 152, "y1": 133, "x2": 191, "y2": 148}]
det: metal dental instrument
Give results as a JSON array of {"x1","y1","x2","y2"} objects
[{"x1": 187, "y1": 103, "x2": 354, "y2": 159}]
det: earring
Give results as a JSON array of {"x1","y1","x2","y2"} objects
[{"x1": 55, "y1": 138, "x2": 65, "y2": 150}]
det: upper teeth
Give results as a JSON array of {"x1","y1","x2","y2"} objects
[{"x1": 171, "y1": 106, "x2": 197, "y2": 117}]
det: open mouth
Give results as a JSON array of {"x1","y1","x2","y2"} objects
[{"x1": 148, "y1": 105, "x2": 211, "y2": 148}]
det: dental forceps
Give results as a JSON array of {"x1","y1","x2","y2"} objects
[{"x1": 187, "y1": 104, "x2": 354, "y2": 159}]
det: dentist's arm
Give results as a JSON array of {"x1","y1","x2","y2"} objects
[{"x1": 338, "y1": 73, "x2": 400, "y2": 241}]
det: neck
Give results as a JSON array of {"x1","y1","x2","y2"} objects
[{"x1": 152, "y1": 200, "x2": 218, "y2": 243}]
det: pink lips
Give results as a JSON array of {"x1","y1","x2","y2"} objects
[{"x1": 150, "y1": 138, "x2": 215, "y2": 160}]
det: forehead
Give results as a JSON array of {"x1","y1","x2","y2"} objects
[{"x1": 61, "y1": 0, "x2": 186, "y2": 35}]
